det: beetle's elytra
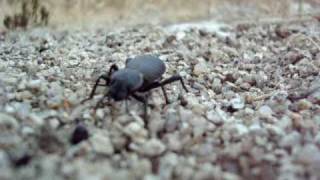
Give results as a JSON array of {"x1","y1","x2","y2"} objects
[{"x1": 82, "y1": 54, "x2": 188, "y2": 121}]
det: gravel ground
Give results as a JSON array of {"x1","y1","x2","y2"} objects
[{"x1": 0, "y1": 19, "x2": 320, "y2": 180}]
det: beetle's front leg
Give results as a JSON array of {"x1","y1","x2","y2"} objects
[
  {"x1": 81, "y1": 75, "x2": 109, "y2": 104},
  {"x1": 93, "y1": 93, "x2": 110, "y2": 110}
]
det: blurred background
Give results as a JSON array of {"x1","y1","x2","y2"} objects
[{"x1": 0, "y1": 0, "x2": 320, "y2": 29}]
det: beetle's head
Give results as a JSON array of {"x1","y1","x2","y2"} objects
[
  {"x1": 109, "y1": 79, "x2": 129, "y2": 101},
  {"x1": 108, "y1": 69, "x2": 143, "y2": 101}
]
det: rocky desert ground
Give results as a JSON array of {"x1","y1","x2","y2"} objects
[{"x1": 1, "y1": 0, "x2": 320, "y2": 180}]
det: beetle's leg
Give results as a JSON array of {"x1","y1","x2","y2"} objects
[
  {"x1": 141, "y1": 75, "x2": 188, "y2": 93},
  {"x1": 160, "y1": 86, "x2": 170, "y2": 104},
  {"x1": 160, "y1": 74, "x2": 188, "y2": 92},
  {"x1": 131, "y1": 93, "x2": 148, "y2": 124},
  {"x1": 125, "y1": 98, "x2": 129, "y2": 113},
  {"x1": 139, "y1": 75, "x2": 188, "y2": 104},
  {"x1": 131, "y1": 93, "x2": 153, "y2": 108},
  {"x1": 81, "y1": 75, "x2": 108, "y2": 104},
  {"x1": 94, "y1": 93, "x2": 108, "y2": 110},
  {"x1": 106, "y1": 64, "x2": 119, "y2": 85}
]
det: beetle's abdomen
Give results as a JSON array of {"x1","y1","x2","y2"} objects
[{"x1": 126, "y1": 55, "x2": 166, "y2": 83}]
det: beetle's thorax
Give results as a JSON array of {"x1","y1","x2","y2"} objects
[{"x1": 109, "y1": 69, "x2": 144, "y2": 101}]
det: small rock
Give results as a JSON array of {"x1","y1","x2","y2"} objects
[
  {"x1": 165, "y1": 133, "x2": 182, "y2": 152},
  {"x1": 212, "y1": 78, "x2": 222, "y2": 93},
  {"x1": 296, "y1": 144, "x2": 320, "y2": 165},
  {"x1": 276, "y1": 116, "x2": 292, "y2": 130},
  {"x1": 176, "y1": 31, "x2": 186, "y2": 40},
  {"x1": 231, "y1": 123, "x2": 249, "y2": 136},
  {"x1": 140, "y1": 139, "x2": 166, "y2": 157},
  {"x1": 265, "y1": 124, "x2": 284, "y2": 136},
  {"x1": 27, "y1": 79, "x2": 42, "y2": 91},
  {"x1": 249, "y1": 122, "x2": 262, "y2": 134},
  {"x1": 206, "y1": 110, "x2": 223, "y2": 125},
  {"x1": 164, "y1": 111, "x2": 179, "y2": 133},
  {"x1": 70, "y1": 124, "x2": 89, "y2": 145},
  {"x1": 189, "y1": 116, "x2": 207, "y2": 137},
  {"x1": 179, "y1": 108, "x2": 194, "y2": 122},
  {"x1": 143, "y1": 174, "x2": 160, "y2": 180},
  {"x1": 258, "y1": 105, "x2": 274, "y2": 118},
  {"x1": 21, "y1": 126, "x2": 35, "y2": 136},
  {"x1": 124, "y1": 122, "x2": 148, "y2": 143},
  {"x1": 0, "y1": 151, "x2": 13, "y2": 179},
  {"x1": 28, "y1": 113, "x2": 44, "y2": 126},
  {"x1": 285, "y1": 51, "x2": 304, "y2": 64},
  {"x1": 230, "y1": 96, "x2": 245, "y2": 110},
  {"x1": 90, "y1": 131, "x2": 114, "y2": 155},
  {"x1": 280, "y1": 131, "x2": 301, "y2": 148},
  {"x1": 296, "y1": 99, "x2": 312, "y2": 111},
  {"x1": 193, "y1": 60, "x2": 209, "y2": 75},
  {"x1": 148, "y1": 112, "x2": 165, "y2": 137},
  {"x1": 310, "y1": 92, "x2": 320, "y2": 104},
  {"x1": 0, "y1": 113, "x2": 19, "y2": 130},
  {"x1": 38, "y1": 126, "x2": 64, "y2": 154},
  {"x1": 0, "y1": 150, "x2": 10, "y2": 168}
]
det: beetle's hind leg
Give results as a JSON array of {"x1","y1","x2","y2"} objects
[
  {"x1": 140, "y1": 74, "x2": 188, "y2": 104},
  {"x1": 160, "y1": 74, "x2": 188, "y2": 92}
]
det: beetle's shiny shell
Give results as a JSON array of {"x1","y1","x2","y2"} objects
[
  {"x1": 111, "y1": 69, "x2": 144, "y2": 91},
  {"x1": 126, "y1": 55, "x2": 166, "y2": 83}
]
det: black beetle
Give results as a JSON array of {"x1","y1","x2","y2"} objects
[{"x1": 82, "y1": 55, "x2": 188, "y2": 120}]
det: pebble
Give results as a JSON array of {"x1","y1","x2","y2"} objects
[
  {"x1": 124, "y1": 122, "x2": 148, "y2": 143},
  {"x1": 212, "y1": 78, "x2": 222, "y2": 93},
  {"x1": 28, "y1": 113, "x2": 44, "y2": 126},
  {"x1": 0, "y1": 112, "x2": 19, "y2": 130},
  {"x1": 296, "y1": 144, "x2": 320, "y2": 165},
  {"x1": 176, "y1": 31, "x2": 186, "y2": 40},
  {"x1": 90, "y1": 131, "x2": 114, "y2": 155},
  {"x1": 248, "y1": 122, "x2": 263, "y2": 134},
  {"x1": 206, "y1": 110, "x2": 223, "y2": 125},
  {"x1": 27, "y1": 79, "x2": 42, "y2": 90},
  {"x1": 139, "y1": 138, "x2": 166, "y2": 157},
  {"x1": 165, "y1": 133, "x2": 182, "y2": 151},
  {"x1": 164, "y1": 111, "x2": 179, "y2": 133},
  {"x1": 143, "y1": 174, "x2": 160, "y2": 180},
  {"x1": 296, "y1": 99, "x2": 312, "y2": 111},
  {"x1": 231, "y1": 123, "x2": 249, "y2": 136},
  {"x1": 0, "y1": 151, "x2": 13, "y2": 179},
  {"x1": 258, "y1": 105, "x2": 274, "y2": 118},
  {"x1": 193, "y1": 59, "x2": 209, "y2": 75},
  {"x1": 230, "y1": 96, "x2": 245, "y2": 110},
  {"x1": 280, "y1": 131, "x2": 301, "y2": 148},
  {"x1": 70, "y1": 124, "x2": 89, "y2": 145},
  {"x1": 21, "y1": 126, "x2": 35, "y2": 136}
]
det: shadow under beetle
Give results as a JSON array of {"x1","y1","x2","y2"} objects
[{"x1": 82, "y1": 55, "x2": 188, "y2": 121}]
